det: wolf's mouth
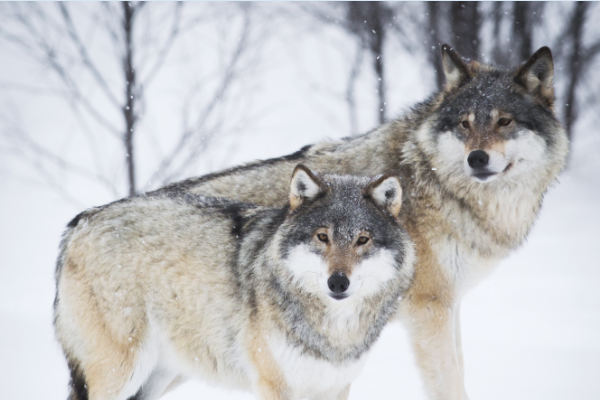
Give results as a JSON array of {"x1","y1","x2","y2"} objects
[
  {"x1": 472, "y1": 162, "x2": 513, "y2": 181},
  {"x1": 329, "y1": 293, "x2": 348, "y2": 301},
  {"x1": 473, "y1": 172, "x2": 496, "y2": 181}
]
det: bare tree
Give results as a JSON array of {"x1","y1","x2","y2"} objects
[
  {"x1": 491, "y1": 2, "x2": 506, "y2": 65},
  {"x1": 121, "y1": 1, "x2": 140, "y2": 196},
  {"x1": 426, "y1": 2, "x2": 445, "y2": 90},
  {"x1": 0, "y1": 2, "x2": 264, "y2": 202},
  {"x1": 345, "y1": 2, "x2": 394, "y2": 125},
  {"x1": 490, "y1": 2, "x2": 546, "y2": 67},
  {"x1": 450, "y1": 2, "x2": 482, "y2": 60},
  {"x1": 300, "y1": 2, "x2": 395, "y2": 130},
  {"x1": 424, "y1": 2, "x2": 482, "y2": 89},
  {"x1": 560, "y1": 1, "x2": 600, "y2": 145}
]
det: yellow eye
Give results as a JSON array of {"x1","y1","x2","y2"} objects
[
  {"x1": 461, "y1": 120, "x2": 470, "y2": 129},
  {"x1": 317, "y1": 233, "x2": 329, "y2": 243},
  {"x1": 498, "y1": 118, "x2": 512, "y2": 126},
  {"x1": 357, "y1": 236, "x2": 370, "y2": 245}
]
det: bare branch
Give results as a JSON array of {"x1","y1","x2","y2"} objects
[
  {"x1": 139, "y1": 2, "x2": 183, "y2": 88},
  {"x1": 583, "y1": 39, "x2": 600, "y2": 65},
  {"x1": 58, "y1": 3, "x2": 121, "y2": 108},
  {"x1": 99, "y1": 2, "x2": 123, "y2": 51},
  {"x1": 347, "y1": 44, "x2": 364, "y2": 135},
  {"x1": 0, "y1": 4, "x2": 122, "y2": 137},
  {"x1": 2, "y1": 123, "x2": 121, "y2": 198},
  {"x1": 150, "y1": 10, "x2": 254, "y2": 185}
]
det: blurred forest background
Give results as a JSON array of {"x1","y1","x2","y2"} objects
[
  {"x1": 0, "y1": 2, "x2": 598, "y2": 204},
  {"x1": 0, "y1": 2, "x2": 599, "y2": 400}
]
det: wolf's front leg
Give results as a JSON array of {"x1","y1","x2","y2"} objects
[
  {"x1": 313, "y1": 384, "x2": 351, "y2": 400},
  {"x1": 255, "y1": 377, "x2": 291, "y2": 400},
  {"x1": 311, "y1": 383, "x2": 350, "y2": 400},
  {"x1": 247, "y1": 325, "x2": 291, "y2": 400},
  {"x1": 252, "y1": 350, "x2": 291, "y2": 400},
  {"x1": 454, "y1": 302, "x2": 466, "y2": 381},
  {"x1": 335, "y1": 384, "x2": 351, "y2": 400},
  {"x1": 401, "y1": 296, "x2": 467, "y2": 400}
]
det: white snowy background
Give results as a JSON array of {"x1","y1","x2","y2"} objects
[{"x1": 0, "y1": 3, "x2": 599, "y2": 399}]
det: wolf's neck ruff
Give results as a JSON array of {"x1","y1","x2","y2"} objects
[
  {"x1": 400, "y1": 120, "x2": 555, "y2": 255},
  {"x1": 262, "y1": 269, "x2": 400, "y2": 364}
]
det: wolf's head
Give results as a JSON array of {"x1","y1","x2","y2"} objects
[
  {"x1": 413, "y1": 44, "x2": 568, "y2": 191},
  {"x1": 275, "y1": 165, "x2": 414, "y2": 303}
]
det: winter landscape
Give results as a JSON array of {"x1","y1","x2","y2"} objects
[{"x1": 0, "y1": 3, "x2": 599, "y2": 399}]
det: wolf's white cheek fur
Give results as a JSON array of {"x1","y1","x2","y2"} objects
[
  {"x1": 484, "y1": 151, "x2": 510, "y2": 174},
  {"x1": 436, "y1": 131, "x2": 466, "y2": 170},
  {"x1": 284, "y1": 245, "x2": 328, "y2": 293},
  {"x1": 352, "y1": 249, "x2": 398, "y2": 298},
  {"x1": 504, "y1": 130, "x2": 547, "y2": 178}
]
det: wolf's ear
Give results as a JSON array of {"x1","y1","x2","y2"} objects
[
  {"x1": 289, "y1": 165, "x2": 325, "y2": 211},
  {"x1": 515, "y1": 46, "x2": 554, "y2": 108},
  {"x1": 364, "y1": 174, "x2": 402, "y2": 218},
  {"x1": 441, "y1": 44, "x2": 470, "y2": 90}
]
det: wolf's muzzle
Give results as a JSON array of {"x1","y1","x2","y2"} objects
[
  {"x1": 467, "y1": 150, "x2": 497, "y2": 180},
  {"x1": 328, "y1": 273, "x2": 350, "y2": 299},
  {"x1": 467, "y1": 150, "x2": 489, "y2": 169}
]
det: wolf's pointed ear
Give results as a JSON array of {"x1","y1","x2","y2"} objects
[
  {"x1": 289, "y1": 165, "x2": 325, "y2": 211},
  {"x1": 364, "y1": 174, "x2": 403, "y2": 218},
  {"x1": 441, "y1": 44, "x2": 470, "y2": 90},
  {"x1": 515, "y1": 46, "x2": 554, "y2": 108}
]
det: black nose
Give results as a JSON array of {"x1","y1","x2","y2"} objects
[
  {"x1": 327, "y1": 273, "x2": 350, "y2": 294},
  {"x1": 467, "y1": 150, "x2": 489, "y2": 169}
]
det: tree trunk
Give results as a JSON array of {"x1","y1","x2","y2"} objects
[
  {"x1": 491, "y1": 2, "x2": 506, "y2": 66},
  {"x1": 345, "y1": 1, "x2": 388, "y2": 124},
  {"x1": 450, "y1": 2, "x2": 481, "y2": 60},
  {"x1": 369, "y1": 4, "x2": 386, "y2": 125},
  {"x1": 346, "y1": 45, "x2": 363, "y2": 135},
  {"x1": 563, "y1": 2, "x2": 588, "y2": 143},
  {"x1": 427, "y1": 2, "x2": 444, "y2": 90},
  {"x1": 123, "y1": 2, "x2": 137, "y2": 196},
  {"x1": 512, "y1": 2, "x2": 533, "y2": 63}
]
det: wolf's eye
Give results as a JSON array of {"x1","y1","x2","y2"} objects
[
  {"x1": 498, "y1": 118, "x2": 512, "y2": 126},
  {"x1": 461, "y1": 120, "x2": 470, "y2": 129},
  {"x1": 317, "y1": 233, "x2": 329, "y2": 243},
  {"x1": 357, "y1": 236, "x2": 370, "y2": 245}
]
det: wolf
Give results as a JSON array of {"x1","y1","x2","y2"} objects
[
  {"x1": 151, "y1": 45, "x2": 569, "y2": 399},
  {"x1": 54, "y1": 165, "x2": 416, "y2": 400}
]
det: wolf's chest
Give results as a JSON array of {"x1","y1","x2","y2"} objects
[
  {"x1": 434, "y1": 236, "x2": 503, "y2": 298},
  {"x1": 267, "y1": 331, "x2": 367, "y2": 398}
]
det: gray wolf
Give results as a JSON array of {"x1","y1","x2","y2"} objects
[
  {"x1": 153, "y1": 44, "x2": 569, "y2": 399},
  {"x1": 54, "y1": 165, "x2": 416, "y2": 400}
]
